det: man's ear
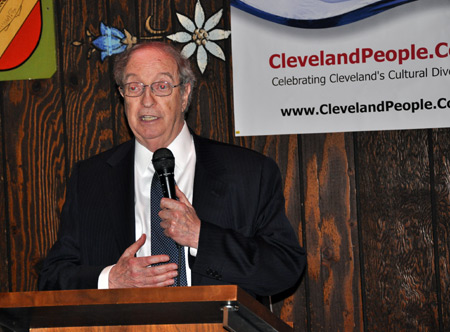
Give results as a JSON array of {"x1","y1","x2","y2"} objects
[
  {"x1": 118, "y1": 86, "x2": 125, "y2": 98},
  {"x1": 181, "y1": 83, "x2": 192, "y2": 112}
]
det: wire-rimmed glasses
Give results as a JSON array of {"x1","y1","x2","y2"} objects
[{"x1": 119, "y1": 81, "x2": 183, "y2": 97}]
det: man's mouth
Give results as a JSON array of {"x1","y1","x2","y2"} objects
[{"x1": 141, "y1": 115, "x2": 157, "y2": 121}]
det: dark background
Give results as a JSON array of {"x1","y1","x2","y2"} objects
[{"x1": 0, "y1": 1, "x2": 449, "y2": 331}]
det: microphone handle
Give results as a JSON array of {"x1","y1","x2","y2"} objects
[{"x1": 158, "y1": 173, "x2": 176, "y2": 199}]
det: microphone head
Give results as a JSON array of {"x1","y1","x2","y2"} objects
[{"x1": 152, "y1": 148, "x2": 175, "y2": 175}]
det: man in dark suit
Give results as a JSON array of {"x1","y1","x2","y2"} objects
[{"x1": 38, "y1": 42, "x2": 306, "y2": 299}]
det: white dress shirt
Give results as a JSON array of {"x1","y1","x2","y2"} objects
[{"x1": 98, "y1": 122, "x2": 196, "y2": 288}]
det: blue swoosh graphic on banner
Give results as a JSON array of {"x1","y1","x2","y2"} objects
[{"x1": 230, "y1": 0, "x2": 417, "y2": 29}]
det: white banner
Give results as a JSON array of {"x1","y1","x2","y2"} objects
[{"x1": 230, "y1": 0, "x2": 450, "y2": 136}]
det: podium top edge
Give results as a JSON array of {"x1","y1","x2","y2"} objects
[{"x1": 0, "y1": 285, "x2": 245, "y2": 308}]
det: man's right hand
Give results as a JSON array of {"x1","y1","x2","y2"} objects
[{"x1": 108, "y1": 234, "x2": 179, "y2": 288}]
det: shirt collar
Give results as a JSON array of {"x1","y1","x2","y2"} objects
[{"x1": 134, "y1": 122, "x2": 193, "y2": 173}]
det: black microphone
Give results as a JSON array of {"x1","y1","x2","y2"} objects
[{"x1": 152, "y1": 148, "x2": 176, "y2": 199}]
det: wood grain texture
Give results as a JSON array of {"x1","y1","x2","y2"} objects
[
  {"x1": 0, "y1": 286, "x2": 292, "y2": 332},
  {"x1": 31, "y1": 324, "x2": 224, "y2": 332},
  {"x1": 108, "y1": 0, "x2": 135, "y2": 146},
  {"x1": 356, "y1": 130, "x2": 438, "y2": 332},
  {"x1": 301, "y1": 133, "x2": 362, "y2": 332},
  {"x1": 432, "y1": 128, "x2": 450, "y2": 331},
  {"x1": 2, "y1": 78, "x2": 65, "y2": 291},
  {"x1": 0, "y1": 81, "x2": 9, "y2": 293},
  {"x1": 59, "y1": 0, "x2": 117, "y2": 167}
]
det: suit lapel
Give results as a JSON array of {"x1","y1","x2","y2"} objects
[{"x1": 104, "y1": 140, "x2": 136, "y2": 254}]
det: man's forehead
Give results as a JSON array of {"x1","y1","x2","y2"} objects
[
  {"x1": 126, "y1": 48, "x2": 178, "y2": 74},
  {"x1": 131, "y1": 46, "x2": 174, "y2": 63}
]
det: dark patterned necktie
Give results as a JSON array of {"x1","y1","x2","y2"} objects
[{"x1": 150, "y1": 173, "x2": 187, "y2": 286}]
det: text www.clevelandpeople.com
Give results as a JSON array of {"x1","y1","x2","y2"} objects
[{"x1": 280, "y1": 98, "x2": 450, "y2": 117}]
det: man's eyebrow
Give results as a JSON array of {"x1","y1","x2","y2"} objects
[
  {"x1": 123, "y1": 72, "x2": 176, "y2": 82},
  {"x1": 123, "y1": 73, "x2": 137, "y2": 82}
]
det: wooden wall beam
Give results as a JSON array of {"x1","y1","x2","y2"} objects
[
  {"x1": 0, "y1": 83, "x2": 10, "y2": 292},
  {"x1": 356, "y1": 130, "x2": 439, "y2": 331},
  {"x1": 1, "y1": 78, "x2": 65, "y2": 291},
  {"x1": 432, "y1": 128, "x2": 450, "y2": 330},
  {"x1": 301, "y1": 133, "x2": 362, "y2": 332}
]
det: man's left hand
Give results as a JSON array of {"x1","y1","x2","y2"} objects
[{"x1": 159, "y1": 185, "x2": 201, "y2": 249}]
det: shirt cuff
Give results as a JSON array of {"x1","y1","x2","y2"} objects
[
  {"x1": 189, "y1": 247, "x2": 198, "y2": 257},
  {"x1": 98, "y1": 265, "x2": 115, "y2": 289}
]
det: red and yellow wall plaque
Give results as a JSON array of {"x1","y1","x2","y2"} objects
[{"x1": 0, "y1": 0, "x2": 56, "y2": 81}]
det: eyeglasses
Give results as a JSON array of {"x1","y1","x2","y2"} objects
[{"x1": 119, "y1": 81, "x2": 183, "y2": 97}]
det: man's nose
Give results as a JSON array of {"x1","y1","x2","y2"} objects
[{"x1": 141, "y1": 87, "x2": 155, "y2": 107}]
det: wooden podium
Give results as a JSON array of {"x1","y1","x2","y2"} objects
[{"x1": 0, "y1": 285, "x2": 293, "y2": 332}]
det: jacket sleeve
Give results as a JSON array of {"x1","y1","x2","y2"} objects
[
  {"x1": 191, "y1": 156, "x2": 306, "y2": 296},
  {"x1": 38, "y1": 163, "x2": 105, "y2": 290}
]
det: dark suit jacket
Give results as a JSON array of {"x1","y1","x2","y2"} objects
[{"x1": 39, "y1": 133, "x2": 306, "y2": 297}]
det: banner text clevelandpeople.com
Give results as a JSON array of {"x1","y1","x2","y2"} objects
[
  {"x1": 280, "y1": 98, "x2": 450, "y2": 117},
  {"x1": 269, "y1": 42, "x2": 450, "y2": 68}
]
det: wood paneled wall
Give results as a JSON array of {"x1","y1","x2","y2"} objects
[{"x1": 0, "y1": 1, "x2": 449, "y2": 331}]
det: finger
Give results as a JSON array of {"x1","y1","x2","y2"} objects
[
  {"x1": 139, "y1": 261, "x2": 179, "y2": 286},
  {"x1": 160, "y1": 197, "x2": 180, "y2": 210},
  {"x1": 146, "y1": 271, "x2": 178, "y2": 287},
  {"x1": 175, "y1": 185, "x2": 191, "y2": 206},
  {"x1": 160, "y1": 188, "x2": 189, "y2": 211},
  {"x1": 148, "y1": 262, "x2": 179, "y2": 275},
  {"x1": 140, "y1": 254, "x2": 171, "y2": 267},
  {"x1": 121, "y1": 234, "x2": 146, "y2": 258}
]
